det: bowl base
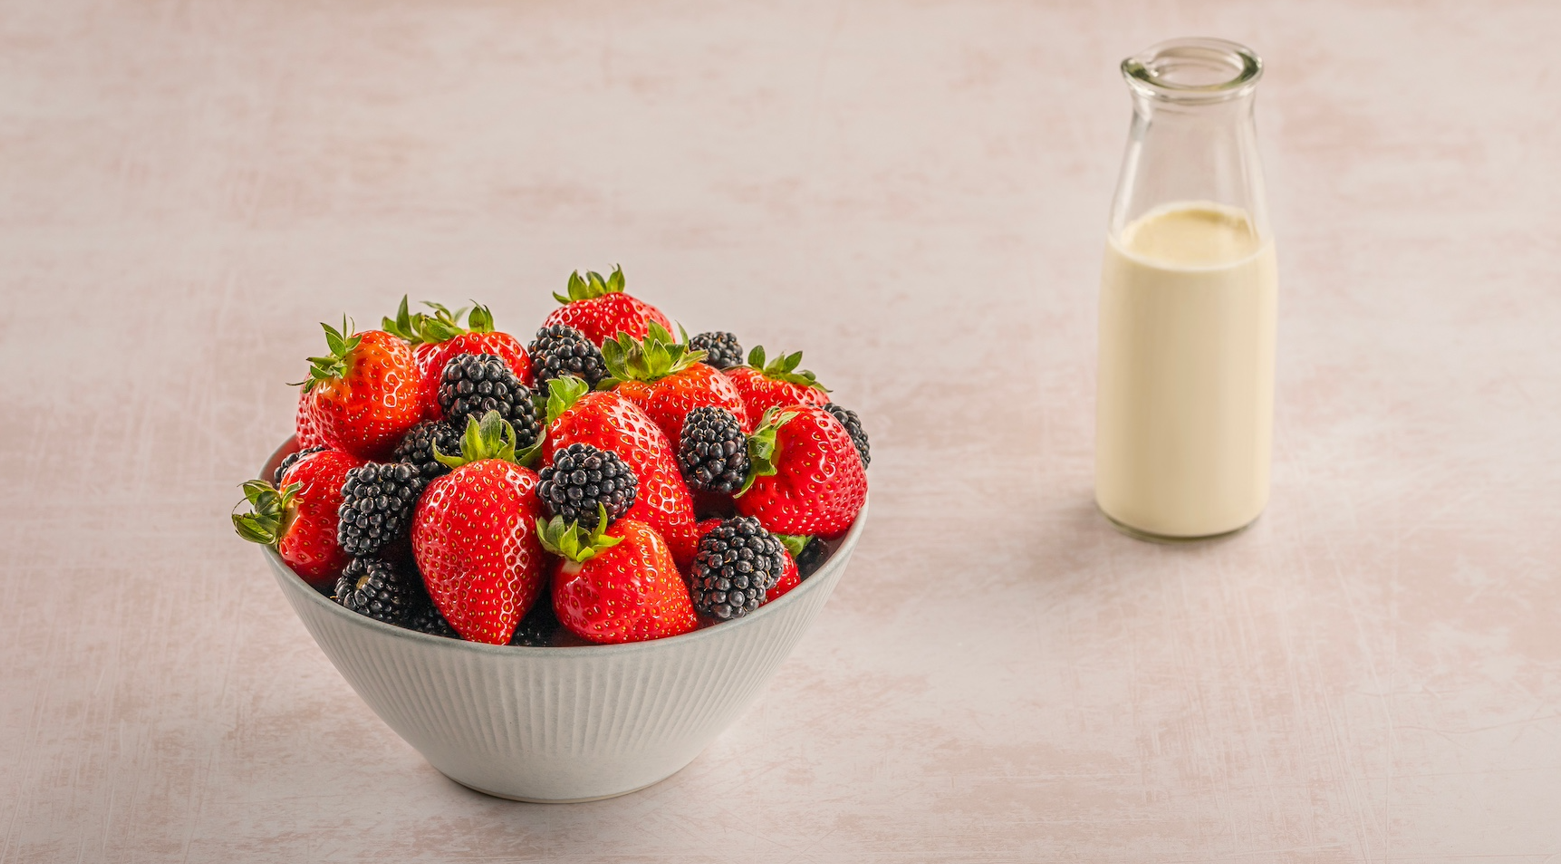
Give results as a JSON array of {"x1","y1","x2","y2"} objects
[{"x1": 440, "y1": 771, "x2": 670, "y2": 804}]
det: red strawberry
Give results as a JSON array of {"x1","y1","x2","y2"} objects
[
  {"x1": 411, "y1": 413, "x2": 548, "y2": 644},
  {"x1": 722, "y1": 346, "x2": 830, "y2": 427},
  {"x1": 299, "y1": 321, "x2": 422, "y2": 460},
  {"x1": 294, "y1": 388, "x2": 326, "y2": 447},
  {"x1": 767, "y1": 532, "x2": 815, "y2": 601},
  {"x1": 601, "y1": 322, "x2": 750, "y2": 443},
  {"x1": 735, "y1": 405, "x2": 867, "y2": 539},
  {"x1": 541, "y1": 267, "x2": 672, "y2": 346},
  {"x1": 540, "y1": 514, "x2": 698, "y2": 644},
  {"x1": 767, "y1": 550, "x2": 801, "y2": 602},
  {"x1": 233, "y1": 447, "x2": 366, "y2": 589},
  {"x1": 383, "y1": 298, "x2": 532, "y2": 421},
  {"x1": 541, "y1": 377, "x2": 700, "y2": 566}
]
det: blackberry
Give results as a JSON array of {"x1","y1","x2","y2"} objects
[
  {"x1": 509, "y1": 600, "x2": 560, "y2": 647},
  {"x1": 794, "y1": 536, "x2": 829, "y2": 578},
  {"x1": 274, "y1": 445, "x2": 327, "y2": 485},
  {"x1": 334, "y1": 557, "x2": 417, "y2": 625},
  {"x1": 391, "y1": 420, "x2": 462, "y2": 481},
  {"x1": 689, "y1": 331, "x2": 744, "y2": 369},
  {"x1": 536, "y1": 443, "x2": 637, "y2": 530},
  {"x1": 688, "y1": 516, "x2": 787, "y2": 620},
  {"x1": 337, "y1": 462, "x2": 426, "y2": 557},
  {"x1": 406, "y1": 600, "x2": 459, "y2": 639},
  {"x1": 678, "y1": 407, "x2": 750, "y2": 494},
  {"x1": 529, "y1": 325, "x2": 608, "y2": 392},
  {"x1": 437, "y1": 354, "x2": 541, "y2": 450},
  {"x1": 825, "y1": 402, "x2": 871, "y2": 468}
]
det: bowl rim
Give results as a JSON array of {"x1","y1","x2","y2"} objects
[{"x1": 260, "y1": 438, "x2": 868, "y2": 659}]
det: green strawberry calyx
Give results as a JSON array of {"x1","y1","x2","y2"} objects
[
  {"x1": 773, "y1": 533, "x2": 812, "y2": 558},
  {"x1": 736, "y1": 407, "x2": 801, "y2": 496},
  {"x1": 554, "y1": 266, "x2": 626, "y2": 305},
  {"x1": 744, "y1": 345, "x2": 830, "y2": 393},
  {"x1": 535, "y1": 505, "x2": 624, "y2": 569},
  {"x1": 544, "y1": 376, "x2": 591, "y2": 426},
  {"x1": 293, "y1": 318, "x2": 363, "y2": 393},
  {"x1": 598, "y1": 321, "x2": 708, "y2": 388},
  {"x1": 231, "y1": 480, "x2": 302, "y2": 546},
  {"x1": 381, "y1": 296, "x2": 497, "y2": 345},
  {"x1": 434, "y1": 411, "x2": 539, "y2": 469}
]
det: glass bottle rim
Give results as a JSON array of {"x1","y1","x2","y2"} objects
[{"x1": 1121, "y1": 38, "x2": 1263, "y2": 104}]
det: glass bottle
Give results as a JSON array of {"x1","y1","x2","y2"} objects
[{"x1": 1095, "y1": 38, "x2": 1277, "y2": 541}]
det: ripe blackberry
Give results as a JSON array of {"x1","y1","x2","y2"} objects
[
  {"x1": 678, "y1": 407, "x2": 750, "y2": 494},
  {"x1": 690, "y1": 331, "x2": 744, "y2": 369},
  {"x1": 529, "y1": 324, "x2": 608, "y2": 392},
  {"x1": 688, "y1": 516, "x2": 787, "y2": 620},
  {"x1": 406, "y1": 600, "x2": 459, "y2": 639},
  {"x1": 825, "y1": 402, "x2": 871, "y2": 468},
  {"x1": 391, "y1": 420, "x2": 462, "y2": 481},
  {"x1": 337, "y1": 462, "x2": 426, "y2": 557},
  {"x1": 334, "y1": 557, "x2": 417, "y2": 625},
  {"x1": 509, "y1": 599, "x2": 560, "y2": 647},
  {"x1": 536, "y1": 443, "x2": 638, "y2": 530},
  {"x1": 437, "y1": 354, "x2": 541, "y2": 450},
  {"x1": 274, "y1": 445, "x2": 327, "y2": 485},
  {"x1": 794, "y1": 536, "x2": 829, "y2": 578}
]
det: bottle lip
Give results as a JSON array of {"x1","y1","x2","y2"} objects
[{"x1": 1122, "y1": 38, "x2": 1263, "y2": 104}]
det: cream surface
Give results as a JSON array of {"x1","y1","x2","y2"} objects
[{"x1": 1096, "y1": 202, "x2": 1278, "y2": 538}]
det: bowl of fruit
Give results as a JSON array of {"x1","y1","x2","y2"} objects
[{"x1": 234, "y1": 268, "x2": 871, "y2": 802}]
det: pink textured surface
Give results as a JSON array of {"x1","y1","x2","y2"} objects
[{"x1": 2, "y1": 1, "x2": 1558, "y2": 861}]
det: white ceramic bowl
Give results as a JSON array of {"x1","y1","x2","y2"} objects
[{"x1": 258, "y1": 441, "x2": 867, "y2": 802}]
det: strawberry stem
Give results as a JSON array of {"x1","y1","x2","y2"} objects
[
  {"x1": 736, "y1": 407, "x2": 800, "y2": 496},
  {"x1": 535, "y1": 505, "x2": 623, "y2": 564},
  {"x1": 553, "y1": 266, "x2": 626, "y2": 304},
  {"x1": 743, "y1": 345, "x2": 830, "y2": 393},
  {"x1": 382, "y1": 296, "x2": 496, "y2": 345},
  {"x1": 434, "y1": 411, "x2": 523, "y2": 468},
  {"x1": 544, "y1": 376, "x2": 591, "y2": 426},
  {"x1": 774, "y1": 533, "x2": 812, "y2": 558},
  {"x1": 231, "y1": 480, "x2": 301, "y2": 546},
  {"x1": 598, "y1": 321, "x2": 707, "y2": 388},
  {"x1": 293, "y1": 318, "x2": 363, "y2": 392},
  {"x1": 466, "y1": 303, "x2": 495, "y2": 333}
]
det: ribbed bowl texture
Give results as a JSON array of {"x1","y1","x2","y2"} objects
[{"x1": 259, "y1": 441, "x2": 866, "y2": 802}]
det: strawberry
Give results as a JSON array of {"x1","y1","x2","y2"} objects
[
  {"x1": 768, "y1": 553, "x2": 805, "y2": 599},
  {"x1": 298, "y1": 321, "x2": 422, "y2": 460},
  {"x1": 541, "y1": 377, "x2": 700, "y2": 566},
  {"x1": 411, "y1": 412, "x2": 547, "y2": 644},
  {"x1": 767, "y1": 534, "x2": 810, "y2": 602},
  {"x1": 382, "y1": 298, "x2": 532, "y2": 421},
  {"x1": 541, "y1": 267, "x2": 672, "y2": 347},
  {"x1": 722, "y1": 346, "x2": 830, "y2": 427},
  {"x1": 233, "y1": 447, "x2": 366, "y2": 589},
  {"x1": 600, "y1": 322, "x2": 750, "y2": 443},
  {"x1": 294, "y1": 387, "x2": 326, "y2": 447},
  {"x1": 735, "y1": 405, "x2": 867, "y2": 539},
  {"x1": 539, "y1": 513, "x2": 698, "y2": 644}
]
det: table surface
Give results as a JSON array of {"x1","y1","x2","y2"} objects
[{"x1": 4, "y1": 1, "x2": 1559, "y2": 861}]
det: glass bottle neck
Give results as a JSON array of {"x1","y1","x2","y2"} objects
[{"x1": 1107, "y1": 39, "x2": 1270, "y2": 249}]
